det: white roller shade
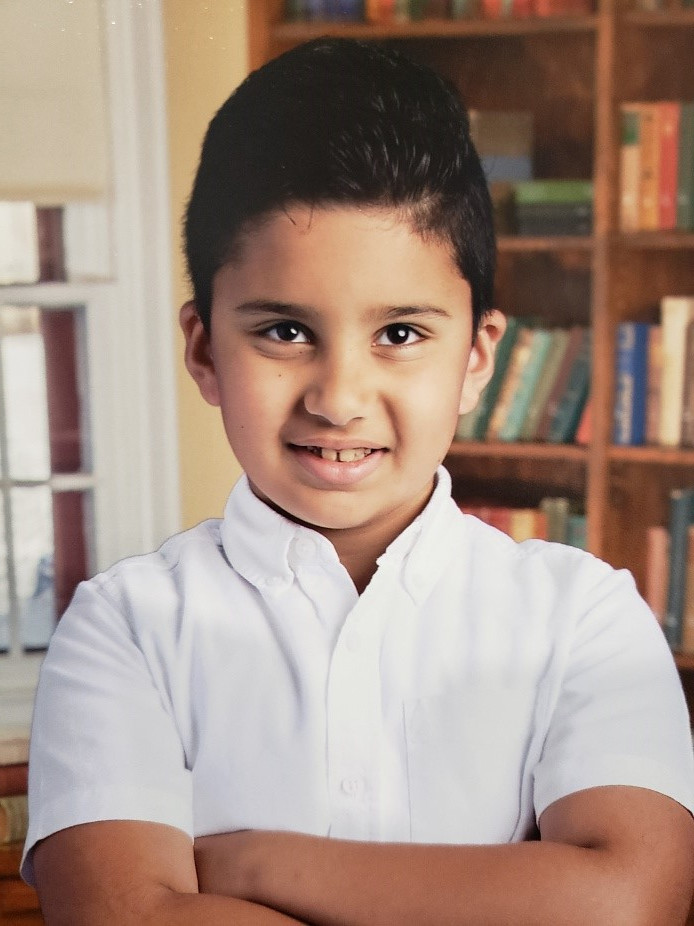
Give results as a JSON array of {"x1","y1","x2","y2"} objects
[{"x1": 0, "y1": 0, "x2": 110, "y2": 204}]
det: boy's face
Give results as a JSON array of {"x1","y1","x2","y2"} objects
[{"x1": 182, "y1": 206, "x2": 503, "y2": 555}]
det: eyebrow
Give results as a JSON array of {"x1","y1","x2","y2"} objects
[{"x1": 233, "y1": 299, "x2": 453, "y2": 321}]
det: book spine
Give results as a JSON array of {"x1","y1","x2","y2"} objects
[
  {"x1": 535, "y1": 326, "x2": 587, "y2": 442},
  {"x1": 619, "y1": 104, "x2": 641, "y2": 232},
  {"x1": 486, "y1": 325, "x2": 534, "y2": 440},
  {"x1": 519, "y1": 329, "x2": 570, "y2": 441},
  {"x1": 0, "y1": 794, "x2": 28, "y2": 845},
  {"x1": 612, "y1": 322, "x2": 650, "y2": 446},
  {"x1": 566, "y1": 514, "x2": 587, "y2": 550},
  {"x1": 498, "y1": 328, "x2": 553, "y2": 442},
  {"x1": 659, "y1": 297, "x2": 694, "y2": 447},
  {"x1": 638, "y1": 103, "x2": 662, "y2": 231},
  {"x1": 681, "y1": 320, "x2": 694, "y2": 448},
  {"x1": 664, "y1": 488, "x2": 694, "y2": 649},
  {"x1": 681, "y1": 525, "x2": 694, "y2": 654},
  {"x1": 645, "y1": 524, "x2": 670, "y2": 627},
  {"x1": 575, "y1": 396, "x2": 592, "y2": 445},
  {"x1": 547, "y1": 330, "x2": 592, "y2": 443},
  {"x1": 645, "y1": 324, "x2": 663, "y2": 445},
  {"x1": 677, "y1": 102, "x2": 694, "y2": 231},
  {"x1": 539, "y1": 496, "x2": 570, "y2": 543},
  {"x1": 658, "y1": 102, "x2": 680, "y2": 231}
]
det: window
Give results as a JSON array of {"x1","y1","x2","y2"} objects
[{"x1": 0, "y1": 1, "x2": 179, "y2": 728}]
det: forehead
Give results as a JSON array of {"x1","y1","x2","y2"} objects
[{"x1": 214, "y1": 205, "x2": 472, "y2": 319}]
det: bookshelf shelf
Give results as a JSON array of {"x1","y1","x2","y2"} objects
[
  {"x1": 623, "y1": 8, "x2": 694, "y2": 26},
  {"x1": 448, "y1": 440, "x2": 588, "y2": 461},
  {"x1": 272, "y1": 15, "x2": 599, "y2": 42},
  {"x1": 608, "y1": 445, "x2": 694, "y2": 465},
  {"x1": 498, "y1": 235, "x2": 594, "y2": 252},
  {"x1": 615, "y1": 231, "x2": 694, "y2": 250}
]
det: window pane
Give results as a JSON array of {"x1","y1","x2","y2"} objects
[
  {"x1": 12, "y1": 486, "x2": 55, "y2": 651},
  {"x1": 1, "y1": 306, "x2": 50, "y2": 480}
]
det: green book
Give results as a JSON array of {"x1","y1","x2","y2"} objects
[
  {"x1": 514, "y1": 179, "x2": 593, "y2": 206},
  {"x1": 540, "y1": 496, "x2": 570, "y2": 543},
  {"x1": 664, "y1": 488, "x2": 694, "y2": 649},
  {"x1": 677, "y1": 102, "x2": 694, "y2": 231},
  {"x1": 498, "y1": 328, "x2": 554, "y2": 442},
  {"x1": 547, "y1": 329, "x2": 591, "y2": 443},
  {"x1": 519, "y1": 329, "x2": 571, "y2": 440},
  {"x1": 566, "y1": 514, "x2": 587, "y2": 550},
  {"x1": 469, "y1": 316, "x2": 520, "y2": 440}
]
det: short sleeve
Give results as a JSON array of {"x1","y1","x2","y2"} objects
[
  {"x1": 21, "y1": 578, "x2": 193, "y2": 886},
  {"x1": 534, "y1": 560, "x2": 694, "y2": 820}
]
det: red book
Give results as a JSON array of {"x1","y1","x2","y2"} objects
[
  {"x1": 575, "y1": 396, "x2": 592, "y2": 445},
  {"x1": 658, "y1": 102, "x2": 680, "y2": 231},
  {"x1": 0, "y1": 763, "x2": 28, "y2": 798}
]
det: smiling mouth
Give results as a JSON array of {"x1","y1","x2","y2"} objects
[{"x1": 293, "y1": 446, "x2": 381, "y2": 463}]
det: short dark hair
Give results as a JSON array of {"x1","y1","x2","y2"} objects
[{"x1": 185, "y1": 37, "x2": 495, "y2": 334}]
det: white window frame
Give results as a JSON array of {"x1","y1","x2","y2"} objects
[{"x1": 0, "y1": 0, "x2": 180, "y2": 726}]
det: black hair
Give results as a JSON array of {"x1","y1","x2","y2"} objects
[{"x1": 185, "y1": 37, "x2": 495, "y2": 334}]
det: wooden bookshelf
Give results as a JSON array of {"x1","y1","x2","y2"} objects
[
  {"x1": 0, "y1": 843, "x2": 42, "y2": 924},
  {"x1": 247, "y1": 2, "x2": 694, "y2": 650}
]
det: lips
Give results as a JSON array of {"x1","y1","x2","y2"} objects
[{"x1": 288, "y1": 442, "x2": 387, "y2": 486}]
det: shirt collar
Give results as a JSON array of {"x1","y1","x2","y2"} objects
[{"x1": 220, "y1": 466, "x2": 462, "y2": 601}]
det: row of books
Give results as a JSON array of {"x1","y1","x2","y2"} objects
[
  {"x1": 460, "y1": 497, "x2": 587, "y2": 547},
  {"x1": 0, "y1": 739, "x2": 28, "y2": 847},
  {"x1": 284, "y1": 0, "x2": 593, "y2": 21},
  {"x1": 456, "y1": 318, "x2": 591, "y2": 444},
  {"x1": 646, "y1": 487, "x2": 694, "y2": 653},
  {"x1": 619, "y1": 100, "x2": 694, "y2": 233},
  {"x1": 612, "y1": 296, "x2": 694, "y2": 448}
]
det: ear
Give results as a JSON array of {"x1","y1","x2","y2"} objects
[
  {"x1": 180, "y1": 301, "x2": 221, "y2": 407},
  {"x1": 458, "y1": 309, "x2": 507, "y2": 416}
]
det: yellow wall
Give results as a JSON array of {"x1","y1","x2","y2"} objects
[{"x1": 162, "y1": 1, "x2": 248, "y2": 528}]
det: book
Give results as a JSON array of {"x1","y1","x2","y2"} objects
[
  {"x1": 509, "y1": 508, "x2": 541, "y2": 542},
  {"x1": 677, "y1": 102, "x2": 694, "y2": 232},
  {"x1": 535, "y1": 326, "x2": 587, "y2": 442},
  {"x1": 566, "y1": 514, "x2": 587, "y2": 550},
  {"x1": 659, "y1": 296, "x2": 694, "y2": 447},
  {"x1": 681, "y1": 526, "x2": 694, "y2": 654},
  {"x1": 513, "y1": 179, "x2": 593, "y2": 205},
  {"x1": 637, "y1": 103, "x2": 661, "y2": 231},
  {"x1": 681, "y1": 321, "x2": 694, "y2": 448},
  {"x1": 575, "y1": 396, "x2": 592, "y2": 445},
  {"x1": 612, "y1": 321, "x2": 651, "y2": 446},
  {"x1": 466, "y1": 316, "x2": 521, "y2": 440},
  {"x1": 664, "y1": 487, "x2": 694, "y2": 650},
  {"x1": 469, "y1": 110, "x2": 533, "y2": 183},
  {"x1": 547, "y1": 329, "x2": 591, "y2": 443},
  {"x1": 37, "y1": 206, "x2": 66, "y2": 282},
  {"x1": 515, "y1": 202, "x2": 592, "y2": 236},
  {"x1": 645, "y1": 324, "x2": 663, "y2": 445},
  {"x1": 0, "y1": 763, "x2": 28, "y2": 798},
  {"x1": 519, "y1": 328, "x2": 570, "y2": 440},
  {"x1": 498, "y1": 327, "x2": 553, "y2": 441},
  {"x1": 0, "y1": 736, "x2": 29, "y2": 767},
  {"x1": 486, "y1": 325, "x2": 535, "y2": 440},
  {"x1": 540, "y1": 496, "x2": 570, "y2": 543},
  {"x1": 645, "y1": 524, "x2": 670, "y2": 627},
  {"x1": 619, "y1": 104, "x2": 641, "y2": 233},
  {"x1": 658, "y1": 102, "x2": 680, "y2": 231},
  {"x1": 0, "y1": 794, "x2": 28, "y2": 845}
]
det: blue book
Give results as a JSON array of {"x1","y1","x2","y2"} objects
[
  {"x1": 664, "y1": 488, "x2": 694, "y2": 650},
  {"x1": 613, "y1": 322, "x2": 651, "y2": 446}
]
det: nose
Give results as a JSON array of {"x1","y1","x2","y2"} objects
[{"x1": 302, "y1": 347, "x2": 368, "y2": 426}]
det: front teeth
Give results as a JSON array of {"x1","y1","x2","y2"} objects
[{"x1": 309, "y1": 447, "x2": 373, "y2": 462}]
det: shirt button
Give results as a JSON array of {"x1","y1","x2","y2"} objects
[
  {"x1": 294, "y1": 537, "x2": 317, "y2": 558},
  {"x1": 340, "y1": 777, "x2": 362, "y2": 797}
]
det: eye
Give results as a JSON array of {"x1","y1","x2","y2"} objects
[
  {"x1": 376, "y1": 324, "x2": 423, "y2": 347},
  {"x1": 263, "y1": 321, "x2": 309, "y2": 343}
]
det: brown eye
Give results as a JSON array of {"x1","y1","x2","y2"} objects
[
  {"x1": 265, "y1": 322, "x2": 308, "y2": 343},
  {"x1": 380, "y1": 324, "x2": 420, "y2": 346}
]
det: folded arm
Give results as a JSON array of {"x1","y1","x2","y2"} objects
[
  {"x1": 194, "y1": 786, "x2": 694, "y2": 926},
  {"x1": 32, "y1": 820, "x2": 305, "y2": 925}
]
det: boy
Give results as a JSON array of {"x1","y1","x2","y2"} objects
[{"x1": 24, "y1": 38, "x2": 694, "y2": 924}]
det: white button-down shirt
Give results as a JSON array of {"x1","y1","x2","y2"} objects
[{"x1": 22, "y1": 468, "x2": 694, "y2": 883}]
